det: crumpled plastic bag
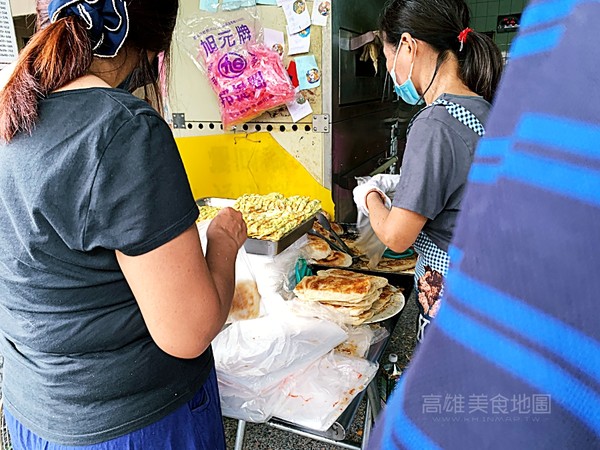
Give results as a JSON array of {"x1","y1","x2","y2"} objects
[
  {"x1": 355, "y1": 209, "x2": 387, "y2": 269},
  {"x1": 245, "y1": 235, "x2": 308, "y2": 301},
  {"x1": 272, "y1": 350, "x2": 379, "y2": 431},
  {"x1": 213, "y1": 312, "x2": 347, "y2": 422},
  {"x1": 335, "y1": 324, "x2": 389, "y2": 359},
  {"x1": 218, "y1": 374, "x2": 288, "y2": 423}
]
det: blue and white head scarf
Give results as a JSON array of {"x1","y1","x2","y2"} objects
[{"x1": 48, "y1": 0, "x2": 129, "y2": 58}]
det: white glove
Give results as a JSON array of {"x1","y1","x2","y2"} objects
[
  {"x1": 353, "y1": 178, "x2": 392, "y2": 217},
  {"x1": 371, "y1": 173, "x2": 401, "y2": 199}
]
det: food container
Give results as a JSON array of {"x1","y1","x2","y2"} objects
[{"x1": 196, "y1": 197, "x2": 317, "y2": 256}]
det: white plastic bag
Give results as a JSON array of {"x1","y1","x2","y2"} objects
[
  {"x1": 354, "y1": 177, "x2": 387, "y2": 269},
  {"x1": 229, "y1": 248, "x2": 262, "y2": 322},
  {"x1": 213, "y1": 312, "x2": 346, "y2": 422},
  {"x1": 218, "y1": 373, "x2": 288, "y2": 423},
  {"x1": 272, "y1": 351, "x2": 379, "y2": 431},
  {"x1": 355, "y1": 210, "x2": 387, "y2": 269},
  {"x1": 213, "y1": 313, "x2": 347, "y2": 391},
  {"x1": 335, "y1": 325, "x2": 376, "y2": 358},
  {"x1": 245, "y1": 235, "x2": 308, "y2": 301},
  {"x1": 196, "y1": 221, "x2": 262, "y2": 323}
]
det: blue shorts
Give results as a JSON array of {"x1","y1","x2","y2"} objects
[{"x1": 4, "y1": 367, "x2": 226, "y2": 450}]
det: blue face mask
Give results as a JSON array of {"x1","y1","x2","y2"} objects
[{"x1": 389, "y1": 40, "x2": 424, "y2": 105}]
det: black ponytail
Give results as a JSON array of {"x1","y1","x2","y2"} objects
[
  {"x1": 458, "y1": 31, "x2": 503, "y2": 102},
  {"x1": 380, "y1": 0, "x2": 503, "y2": 103}
]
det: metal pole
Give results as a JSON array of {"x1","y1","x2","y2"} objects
[
  {"x1": 234, "y1": 420, "x2": 246, "y2": 450},
  {"x1": 361, "y1": 397, "x2": 373, "y2": 450},
  {"x1": 267, "y1": 422, "x2": 361, "y2": 450}
]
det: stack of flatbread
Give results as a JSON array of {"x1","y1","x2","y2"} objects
[
  {"x1": 303, "y1": 222, "x2": 353, "y2": 268},
  {"x1": 293, "y1": 269, "x2": 404, "y2": 325}
]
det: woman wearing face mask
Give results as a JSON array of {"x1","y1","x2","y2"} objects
[
  {"x1": 0, "y1": 1, "x2": 246, "y2": 449},
  {"x1": 353, "y1": 0, "x2": 503, "y2": 341}
]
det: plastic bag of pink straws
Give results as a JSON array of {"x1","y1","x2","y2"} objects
[{"x1": 177, "y1": 9, "x2": 295, "y2": 128}]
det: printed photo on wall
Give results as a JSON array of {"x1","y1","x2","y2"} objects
[
  {"x1": 282, "y1": 0, "x2": 311, "y2": 34},
  {"x1": 295, "y1": 54, "x2": 321, "y2": 90},
  {"x1": 287, "y1": 26, "x2": 310, "y2": 55},
  {"x1": 264, "y1": 28, "x2": 285, "y2": 57},
  {"x1": 311, "y1": 0, "x2": 331, "y2": 26},
  {"x1": 286, "y1": 87, "x2": 313, "y2": 122}
]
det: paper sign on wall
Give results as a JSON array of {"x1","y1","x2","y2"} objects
[
  {"x1": 264, "y1": 28, "x2": 285, "y2": 58},
  {"x1": 281, "y1": 0, "x2": 311, "y2": 35},
  {"x1": 286, "y1": 88, "x2": 312, "y2": 122},
  {"x1": 287, "y1": 26, "x2": 310, "y2": 55},
  {"x1": 199, "y1": 0, "x2": 219, "y2": 12},
  {"x1": 295, "y1": 54, "x2": 320, "y2": 90},
  {"x1": 0, "y1": 0, "x2": 18, "y2": 69},
  {"x1": 311, "y1": 0, "x2": 331, "y2": 26},
  {"x1": 222, "y1": 0, "x2": 257, "y2": 10}
]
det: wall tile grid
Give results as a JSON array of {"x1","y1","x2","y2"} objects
[{"x1": 467, "y1": 0, "x2": 526, "y2": 58}]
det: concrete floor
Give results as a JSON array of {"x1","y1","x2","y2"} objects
[{"x1": 0, "y1": 296, "x2": 419, "y2": 450}]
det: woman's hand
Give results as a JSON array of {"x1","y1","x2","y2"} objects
[
  {"x1": 206, "y1": 207, "x2": 247, "y2": 251},
  {"x1": 353, "y1": 182, "x2": 390, "y2": 216},
  {"x1": 353, "y1": 174, "x2": 400, "y2": 216}
]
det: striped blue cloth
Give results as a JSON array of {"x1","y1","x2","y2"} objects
[{"x1": 368, "y1": 0, "x2": 600, "y2": 448}]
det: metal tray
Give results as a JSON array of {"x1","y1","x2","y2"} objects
[{"x1": 196, "y1": 197, "x2": 316, "y2": 256}]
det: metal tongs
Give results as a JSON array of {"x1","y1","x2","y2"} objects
[
  {"x1": 308, "y1": 228, "x2": 348, "y2": 254},
  {"x1": 309, "y1": 212, "x2": 361, "y2": 264},
  {"x1": 315, "y1": 212, "x2": 355, "y2": 255}
]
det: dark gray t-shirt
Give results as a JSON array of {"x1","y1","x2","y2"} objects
[
  {"x1": 392, "y1": 94, "x2": 491, "y2": 252},
  {"x1": 0, "y1": 88, "x2": 210, "y2": 445}
]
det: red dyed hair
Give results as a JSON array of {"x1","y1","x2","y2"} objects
[{"x1": 0, "y1": 17, "x2": 92, "y2": 141}]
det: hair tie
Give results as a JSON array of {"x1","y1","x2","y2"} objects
[
  {"x1": 457, "y1": 27, "x2": 473, "y2": 52},
  {"x1": 48, "y1": 0, "x2": 129, "y2": 58}
]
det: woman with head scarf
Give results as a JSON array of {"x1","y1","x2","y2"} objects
[{"x1": 0, "y1": 1, "x2": 246, "y2": 448}]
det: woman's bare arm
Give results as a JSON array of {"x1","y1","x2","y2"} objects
[
  {"x1": 116, "y1": 207, "x2": 247, "y2": 359},
  {"x1": 366, "y1": 191, "x2": 427, "y2": 252}
]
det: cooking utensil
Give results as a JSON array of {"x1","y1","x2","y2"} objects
[
  {"x1": 308, "y1": 229, "x2": 361, "y2": 265},
  {"x1": 308, "y1": 229, "x2": 347, "y2": 254},
  {"x1": 315, "y1": 212, "x2": 355, "y2": 256}
]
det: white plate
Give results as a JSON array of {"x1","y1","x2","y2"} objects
[{"x1": 363, "y1": 292, "x2": 406, "y2": 324}]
